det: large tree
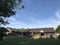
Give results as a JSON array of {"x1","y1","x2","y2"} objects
[
  {"x1": 0, "y1": 0, "x2": 24, "y2": 40},
  {"x1": 0, "y1": 0, "x2": 24, "y2": 25},
  {"x1": 56, "y1": 25, "x2": 60, "y2": 33}
]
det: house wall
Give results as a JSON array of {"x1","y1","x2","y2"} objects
[
  {"x1": 30, "y1": 32, "x2": 52, "y2": 39},
  {"x1": 32, "y1": 33, "x2": 40, "y2": 39},
  {"x1": 39, "y1": 33, "x2": 51, "y2": 38},
  {"x1": 44, "y1": 33, "x2": 51, "y2": 38},
  {"x1": 52, "y1": 32, "x2": 60, "y2": 39}
]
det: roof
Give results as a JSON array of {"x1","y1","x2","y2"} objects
[
  {"x1": 28, "y1": 28, "x2": 55, "y2": 33},
  {"x1": 6, "y1": 27, "x2": 19, "y2": 32},
  {"x1": 6, "y1": 27, "x2": 55, "y2": 33},
  {"x1": 6, "y1": 27, "x2": 28, "y2": 32}
]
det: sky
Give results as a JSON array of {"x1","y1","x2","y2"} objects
[{"x1": 4, "y1": 0, "x2": 60, "y2": 29}]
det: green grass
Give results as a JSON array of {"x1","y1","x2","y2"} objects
[{"x1": 0, "y1": 36, "x2": 60, "y2": 45}]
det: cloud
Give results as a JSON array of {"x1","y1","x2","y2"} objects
[
  {"x1": 5, "y1": 17, "x2": 29, "y2": 28},
  {"x1": 4, "y1": 16, "x2": 57, "y2": 29},
  {"x1": 53, "y1": 10, "x2": 60, "y2": 24},
  {"x1": 5, "y1": 16, "x2": 42, "y2": 28},
  {"x1": 4, "y1": 16, "x2": 48, "y2": 28},
  {"x1": 4, "y1": 10, "x2": 60, "y2": 29},
  {"x1": 32, "y1": 10, "x2": 60, "y2": 29},
  {"x1": 55, "y1": 10, "x2": 60, "y2": 19},
  {"x1": 47, "y1": 10, "x2": 60, "y2": 28},
  {"x1": 50, "y1": 18, "x2": 60, "y2": 24}
]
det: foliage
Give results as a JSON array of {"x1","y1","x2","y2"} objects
[
  {"x1": 0, "y1": 27, "x2": 8, "y2": 33},
  {"x1": 0, "y1": 27, "x2": 8, "y2": 36},
  {"x1": 0, "y1": 0, "x2": 23, "y2": 25},
  {"x1": 56, "y1": 25, "x2": 60, "y2": 33},
  {"x1": 19, "y1": 28, "x2": 25, "y2": 32},
  {"x1": 0, "y1": 27, "x2": 8, "y2": 40}
]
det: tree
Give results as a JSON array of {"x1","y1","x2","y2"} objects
[
  {"x1": 19, "y1": 28, "x2": 25, "y2": 32},
  {"x1": 56, "y1": 25, "x2": 60, "y2": 33},
  {"x1": 0, "y1": 0, "x2": 24, "y2": 25},
  {"x1": 0, "y1": 27, "x2": 8, "y2": 40},
  {"x1": 0, "y1": 0, "x2": 24, "y2": 40},
  {"x1": 18, "y1": 28, "x2": 25, "y2": 37}
]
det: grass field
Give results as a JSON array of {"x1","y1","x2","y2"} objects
[{"x1": 0, "y1": 36, "x2": 60, "y2": 45}]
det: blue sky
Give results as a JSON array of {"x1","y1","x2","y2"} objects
[{"x1": 5, "y1": 0, "x2": 60, "y2": 29}]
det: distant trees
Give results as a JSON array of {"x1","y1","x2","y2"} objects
[
  {"x1": 56, "y1": 25, "x2": 60, "y2": 33},
  {"x1": 19, "y1": 28, "x2": 25, "y2": 36},
  {"x1": 19, "y1": 28, "x2": 25, "y2": 32}
]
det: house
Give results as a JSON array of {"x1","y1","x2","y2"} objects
[
  {"x1": 52, "y1": 32, "x2": 60, "y2": 39},
  {"x1": 6, "y1": 27, "x2": 56, "y2": 39},
  {"x1": 27, "y1": 28, "x2": 55, "y2": 39},
  {"x1": 6, "y1": 27, "x2": 22, "y2": 36},
  {"x1": 6, "y1": 27, "x2": 29, "y2": 36}
]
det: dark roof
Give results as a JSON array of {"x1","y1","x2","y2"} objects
[
  {"x1": 6, "y1": 27, "x2": 28, "y2": 32},
  {"x1": 28, "y1": 28, "x2": 55, "y2": 33},
  {"x1": 6, "y1": 27, "x2": 19, "y2": 31},
  {"x1": 6, "y1": 27, "x2": 55, "y2": 33}
]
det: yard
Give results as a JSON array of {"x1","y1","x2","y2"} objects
[{"x1": 0, "y1": 36, "x2": 60, "y2": 45}]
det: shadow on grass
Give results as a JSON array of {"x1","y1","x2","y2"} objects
[{"x1": 0, "y1": 36, "x2": 60, "y2": 45}]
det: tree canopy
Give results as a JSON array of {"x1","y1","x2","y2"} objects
[
  {"x1": 56, "y1": 25, "x2": 60, "y2": 33},
  {"x1": 19, "y1": 28, "x2": 25, "y2": 32},
  {"x1": 0, "y1": 0, "x2": 24, "y2": 25}
]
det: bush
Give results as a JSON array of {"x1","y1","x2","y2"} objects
[{"x1": 0, "y1": 27, "x2": 8, "y2": 40}]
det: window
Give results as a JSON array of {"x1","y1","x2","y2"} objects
[{"x1": 41, "y1": 33, "x2": 44, "y2": 36}]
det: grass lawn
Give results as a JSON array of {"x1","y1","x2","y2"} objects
[{"x1": 0, "y1": 36, "x2": 60, "y2": 45}]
